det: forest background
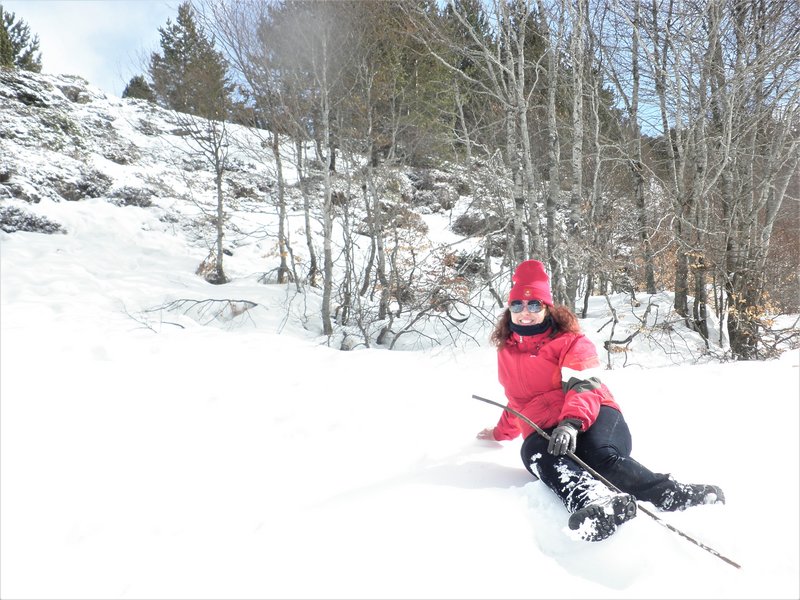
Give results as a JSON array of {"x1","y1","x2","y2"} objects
[{"x1": 2, "y1": 0, "x2": 798, "y2": 360}]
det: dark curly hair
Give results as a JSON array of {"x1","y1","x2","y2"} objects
[{"x1": 489, "y1": 305, "x2": 581, "y2": 349}]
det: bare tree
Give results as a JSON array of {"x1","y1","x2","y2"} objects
[
  {"x1": 710, "y1": 0, "x2": 800, "y2": 358},
  {"x1": 598, "y1": 0, "x2": 658, "y2": 297},
  {"x1": 261, "y1": 1, "x2": 359, "y2": 336},
  {"x1": 180, "y1": 113, "x2": 232, "y2": 284},
  {"x1": 405, "y1": 0, "x2": 547, "y2": 267},
  {"x1": 202, "y1": 0, "x2": 308, "y2": 287},
  {"x1": 632, "y1": 0, "x2": 798, "y2": 357}
]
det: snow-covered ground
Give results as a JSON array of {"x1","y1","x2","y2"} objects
[{"x1": 2, "y1": 192, "x2": 798, "y2": 600}]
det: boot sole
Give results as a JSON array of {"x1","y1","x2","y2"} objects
[
  {"x1": 614, "y1": 494, "x2": 638, "y2": 524},
  {"x1": 568, "y1": 493, "x2": 637, "y2": 542}
]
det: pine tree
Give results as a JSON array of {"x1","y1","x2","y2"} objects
[
  {"x1": 0, "y1": 8, "x2": 12, "y2": 68},
  {"x1": 0, "y1": 5, "x2": 42, "y2": 72},
  {"x1": 122, "y1": 75, "x2": 156, "y2": 102},
  {"x1": 149, "y1": 2, "x2": 232, "y2": 119}
]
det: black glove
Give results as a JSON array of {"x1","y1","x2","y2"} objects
[{"x1": 547, "y1": 419, "x2": 582, "y2": 456}]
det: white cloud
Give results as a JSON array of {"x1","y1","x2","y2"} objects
[{"x1": 3, "y1": 0, "x2": 178, "y2": 95}]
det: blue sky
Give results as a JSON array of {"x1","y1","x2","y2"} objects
[{"x1": 4, "y1": 0, "x2": 179, "y2": 96}]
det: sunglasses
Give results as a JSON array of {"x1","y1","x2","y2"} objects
[{"x1": 509, "y1": 300, "x2": 544, "y2": 314}]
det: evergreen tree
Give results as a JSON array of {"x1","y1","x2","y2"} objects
[
  {"x1": 149, "y1": 2, "x2": 232, "y2": 119},
  {"x1": 0, "y1": 5, "x2": 42, "y2": 72},
  {"x1": 122, "y1": 75, "x2": 156, "y2": 102},
  {"x1": 0, "y1": 8, "x2": 12, "y2": 68}
]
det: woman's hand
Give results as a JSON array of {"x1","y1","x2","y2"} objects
[{"x1": 476, "y1": 427, "x2": 496, "y2": 440}]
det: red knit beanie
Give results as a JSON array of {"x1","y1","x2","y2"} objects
[{"x1": 508, "y1": 260, "x2": 554, "y2": 306}]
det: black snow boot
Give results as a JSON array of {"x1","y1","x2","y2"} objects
[
  {"x1": 568, "y1": 492, "x2": 638, "y2": 542},
  {"x1": 527, "y1": 451, "x2": 640, "y2": 542},
  {"x1": 560, "y1": 469, "x2": 638, "y2": 542},
  {"x1": 653, "y1": 479, "x2": 725, "y2": 511}
]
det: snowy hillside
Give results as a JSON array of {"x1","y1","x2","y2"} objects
[{"x1": 1, "y1": 68, "x2": 746, "y2": 363}]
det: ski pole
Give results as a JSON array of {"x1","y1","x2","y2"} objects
[{"x1": 472, "y1": 394, "x2": 741, "y2": 570}]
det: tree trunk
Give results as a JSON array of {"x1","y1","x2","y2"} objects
[
  {"x1": 543, "y1": 3, "x2": 564, "y2": 303},
  {"x1": 319, "y1": 37, "x2": 334, "y2": 337},
  {"x1": 564, "y1": 0, "x2": 586, "y2": 311},
  {"x1": 214, "y1": 167, "x2": 226, "y2": 284},
  {"x1": 629, "y1": 0, "x2": 656, "y2": 295},
  {"x1": 272, "y1": 132, "x2": 291, "y2": 284}
]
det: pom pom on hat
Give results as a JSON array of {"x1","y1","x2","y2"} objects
[{"x1": 508, "y1": 260, "x2": 554, "y2": 306}]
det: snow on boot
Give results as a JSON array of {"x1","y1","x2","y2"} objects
[
  {"x1": 656, "y1": 481, "x2": 725, "y2": 511},
  {"x1": 568, "y1": 493, "x2": 638, "y2": 542}
]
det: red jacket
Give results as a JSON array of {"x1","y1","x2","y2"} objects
[{"x1": 492, "y1": 329, "x2": 620, "y2": 441}]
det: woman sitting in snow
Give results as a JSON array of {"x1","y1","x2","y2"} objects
[{"x1": 477, "y1": 259, "x2": 724, "y2": 541}]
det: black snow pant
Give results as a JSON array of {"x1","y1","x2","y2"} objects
[{"x1": 520, "y1": 405, "x2": 675, "y2": 513}]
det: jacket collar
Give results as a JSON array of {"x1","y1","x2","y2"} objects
[{"x1": 509, "y1": 328, "x2": 553, "y2": 348}]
